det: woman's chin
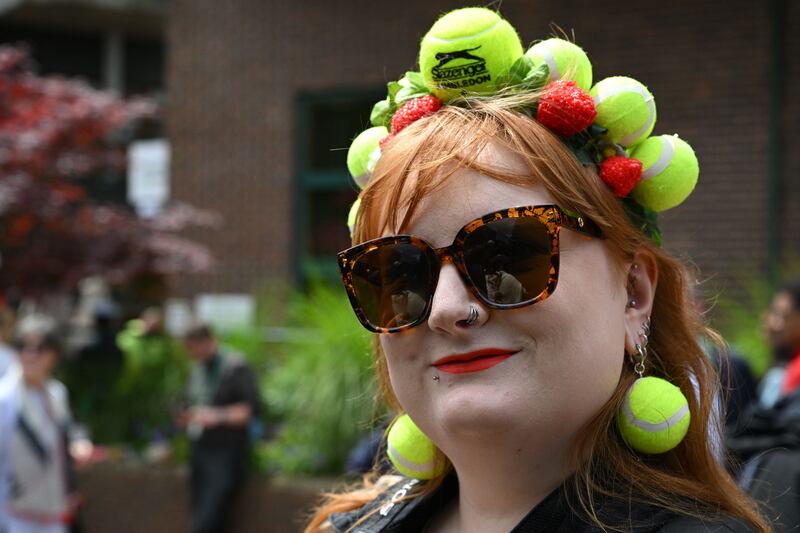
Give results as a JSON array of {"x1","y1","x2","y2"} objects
[{"x1": 431, "y1": 389, "x2": 520, "y2": 438}]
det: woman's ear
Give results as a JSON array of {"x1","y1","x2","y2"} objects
[{"x1": 624, "y1": 250, "x2": 658, "y2": 355}]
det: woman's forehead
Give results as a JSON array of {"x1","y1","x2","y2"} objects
[
  {"x1": 385, "y1": 141, "x2": 556, "y2": 243},
  {"x1": 404, "y1": 170, "x2": 554, "y2": 247}
]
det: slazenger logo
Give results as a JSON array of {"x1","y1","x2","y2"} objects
[
  {"x1": 431, "y1": 46, "x2": 490, "y2": 89},
  {"x1": 378, "y1": 479, "x2": 420, "y2": 516}
]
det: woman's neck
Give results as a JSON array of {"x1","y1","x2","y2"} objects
[{"x1": 431, "y1": 433, "x2": 575, "y2": 533}]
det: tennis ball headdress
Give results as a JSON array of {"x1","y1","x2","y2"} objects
[
  {"x1": 346, "y1": 8, "x2": 695, "y2": 474},
  {"x1": 346, "y1": 7, "x2": 701, "y2": 246}
]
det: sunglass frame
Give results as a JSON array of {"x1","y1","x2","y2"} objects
[{"x1": 338, "y1": 204, "x2": 603, "y2": 333}]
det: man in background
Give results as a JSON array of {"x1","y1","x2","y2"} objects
[{"x1": 179, "y1": 323, "x2": 261, "y2": 533}]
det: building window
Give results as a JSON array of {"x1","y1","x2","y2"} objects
[{"x1": 295, "y1": 89, "x2": 384, "y2": 281}]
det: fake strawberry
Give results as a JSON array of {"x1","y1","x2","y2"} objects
[
  {"x1": 390, "y1": 95, "x2": 443, "y2": 135},
  {"x1": 599, "y1": 156, "x2": 643, "y2": 197},
  {"x1": 536, "y1": 80, "x2": 596, "y2": 137}
]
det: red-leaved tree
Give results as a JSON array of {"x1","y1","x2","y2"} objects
[{"x1": 0, "y1": 46, "x2": 215, "y2": 301}]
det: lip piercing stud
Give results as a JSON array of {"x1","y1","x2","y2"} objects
[{"x1": 432, "y1": 375, "x2": 440, "y2": 382}]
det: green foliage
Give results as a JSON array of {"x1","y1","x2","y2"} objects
[
  {"x1": 261, "y1": 281, "x2": 380, "y2": 475},
  {"x1": 220, "y1": 327, "x2": 268, "y2": 367},
  {"x1": 495, "y1": 55, "x2": 549, "y2": 92},
  {"x1": 115, "y1": 323, "x2": 188, "y2": 446},
  {"x1": 370, "y1": 71, "x2": 430, "y2": 129},
  {"x1": 622, "y1": 197, "x2": 662, "y2": 247}
]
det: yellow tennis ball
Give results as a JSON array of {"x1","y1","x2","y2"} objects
[
  {"x1": 419, "y1": 7, "x2": 523, "y2": 101},
  {"x1": 590, "y1": 76, "x2": 656, "y2": 147},
  {"x1": 387, "y1": 414, "x2": 446, "y2": 480},
  {"x1": 347, "y1": 197, "x2": 361, "y2": 237},
  {"x1": 347, "y1": 126, "x2": 388, "y2": 189},
  {"x1": 617, "y1": 377, "x2": 690, "y2": 454},
  {"x1": 630, "y1": 135, "x2": 699, "y2": 212},
  {"x1": 525, "y1": 38, "x2": 593, "y2": 91}
]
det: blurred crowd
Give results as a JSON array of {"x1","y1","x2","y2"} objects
[{"x1": 0, "y1": 301, "x2": 261, "y2": 533}]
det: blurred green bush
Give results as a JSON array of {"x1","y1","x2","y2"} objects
[{"x1": 256, "y1": 281, "x2": 382, "y2": 476}]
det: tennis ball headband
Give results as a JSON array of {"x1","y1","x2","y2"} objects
[{"x1": 346, "y1": 7, "x2": 701, "y2": 245}]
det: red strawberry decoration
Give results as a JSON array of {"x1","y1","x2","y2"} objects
[
  {"x1": 536, "y1": 80, "x2": 596, "y2": 137},
  {"x1": 599, "y1": 156, "x2": 643, "y2": 197},
  {"x1": 390, "y1": 95, "x2": 443, "y2": 135}
]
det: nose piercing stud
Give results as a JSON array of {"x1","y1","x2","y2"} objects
[{"x1": 465, "y1": 305, "x2": 479, "y2": 326}]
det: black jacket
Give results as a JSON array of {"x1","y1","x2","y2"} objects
[
  {"x1": 728, "y1": 389, "x2": 800, "y2": 532},
  {"x1": 329, "y1": 475, "x2": 754, "y2": 532}
]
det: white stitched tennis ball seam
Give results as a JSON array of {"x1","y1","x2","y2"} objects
[
  {"x1": 630, "y1": 134, "x2": 699, "y2": 212},
  {"x1": 617, "y1": 377, "x2": 690, "y2": 454},
  {"x1": 386, "y1": 414, "x2": 445, "y2": 479},
  {"x1": 592, "y1": 83, "x2": 656, "y2": 147},
  {"x1": 590, "y1": 77, "x2": 657, "y2": 147},
  {"x1": 525, "y1": 38, "x2": 593, "y2": 90},
  {"x1": 387, "y1": 445, "x2": 438, "y2": 475},
  {"x1": 640, "y1": 136, "x2": 675, "y2": 179}
]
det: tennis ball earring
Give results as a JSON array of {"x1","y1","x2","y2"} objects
[
  {"x1": 616, "y1": 319, "x2": 691, "y2": 454},
  {"x1": 386, "y1": 414, "x2": 446, "y2": 480}
]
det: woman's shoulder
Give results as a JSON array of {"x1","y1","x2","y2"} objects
[
  {"x1": 580, "y1": 488, "x2": 758, "y2": 533},
  {"x1": 326, "y1": 474, "x2": 439, "y2": 533}
]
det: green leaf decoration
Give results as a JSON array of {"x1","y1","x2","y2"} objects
[
  {"x1": 622, "y1": 197, "x2": 662, "y2": 246},
  {"x1": 498, "y1": 55, "x2": 534, "y2": 88},
  {"x1": 521, "y1": 62, "x2": 549, "y2": 91},
  {"x1": 562, "y1": 124, "x2": 611, "y2": 166},
  {"x1": 496, "y1": 56, "x2": 550, "y2": 92},
  {"x1": 370, "y1": 98, "x2": 392, "y2": 128},
  {"x1": 395, "y1": 86, "x2": 429, "y2": 104},
  {"x1": 387, "y1": 80, "x2": 401, "y2": 101},
  {"x1": 400, "y1": 71, "x2": 426, "y2": 91},
  {"x1": 395, "y1": 71, "x2": 430, "y2": 104},
  {"x1": 371, "y1": 74, "x2": 431, "y2": 129}
]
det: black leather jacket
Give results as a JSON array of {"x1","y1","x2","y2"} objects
[{"x1": 329, "y1": 475, "x2": 755, "y2": 532}]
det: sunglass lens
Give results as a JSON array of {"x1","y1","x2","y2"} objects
[
  {"x1": 462, "y1": 217, "x2": 552, "y2": 305},
  {"x1": 350, "y1": 242, "x2": 433, "y2": 330}
]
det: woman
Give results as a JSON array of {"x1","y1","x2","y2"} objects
[
  {"x1": 308, "y1": 8, "x2": 769, "y2": 532},
  {"x1": 1, "y1": 331, "x2": 90, "y2": 533}
]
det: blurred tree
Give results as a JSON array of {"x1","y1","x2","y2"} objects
[{"x1": 0, "y1": 45, "x2": 215, "y2": 301}]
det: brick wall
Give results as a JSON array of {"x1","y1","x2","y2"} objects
[{"x1": 167, "y1": 0, "x2": 798, "y2": 299}]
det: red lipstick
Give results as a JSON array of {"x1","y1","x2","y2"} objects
[{"x1": 432, "y1": 348, "x2": 518, "y2": 374}]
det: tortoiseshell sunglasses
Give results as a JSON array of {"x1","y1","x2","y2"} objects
[{"x1": 338, "y1": 205, "x2": 603, "y2": 333}]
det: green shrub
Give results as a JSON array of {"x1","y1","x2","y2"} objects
[{"x1": 261, "y1": 281, "x2": 381, "y2": 475}]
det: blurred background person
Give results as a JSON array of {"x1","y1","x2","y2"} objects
[
  {"x1": 0, "y1": 307, "x2": 17, "y2": 383},
  {"x1": 0, "y1": 329, "x2": 93, "y2": 533},
  {"x1": 758, "y1": 280, "x2": 800, "y2": 408},
  {"x1": 726, "y1": 280, "x2": 800, "y2": 531},
  {"x1": 178, "y1": 323, "x2": 262, "y2": 533}
]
